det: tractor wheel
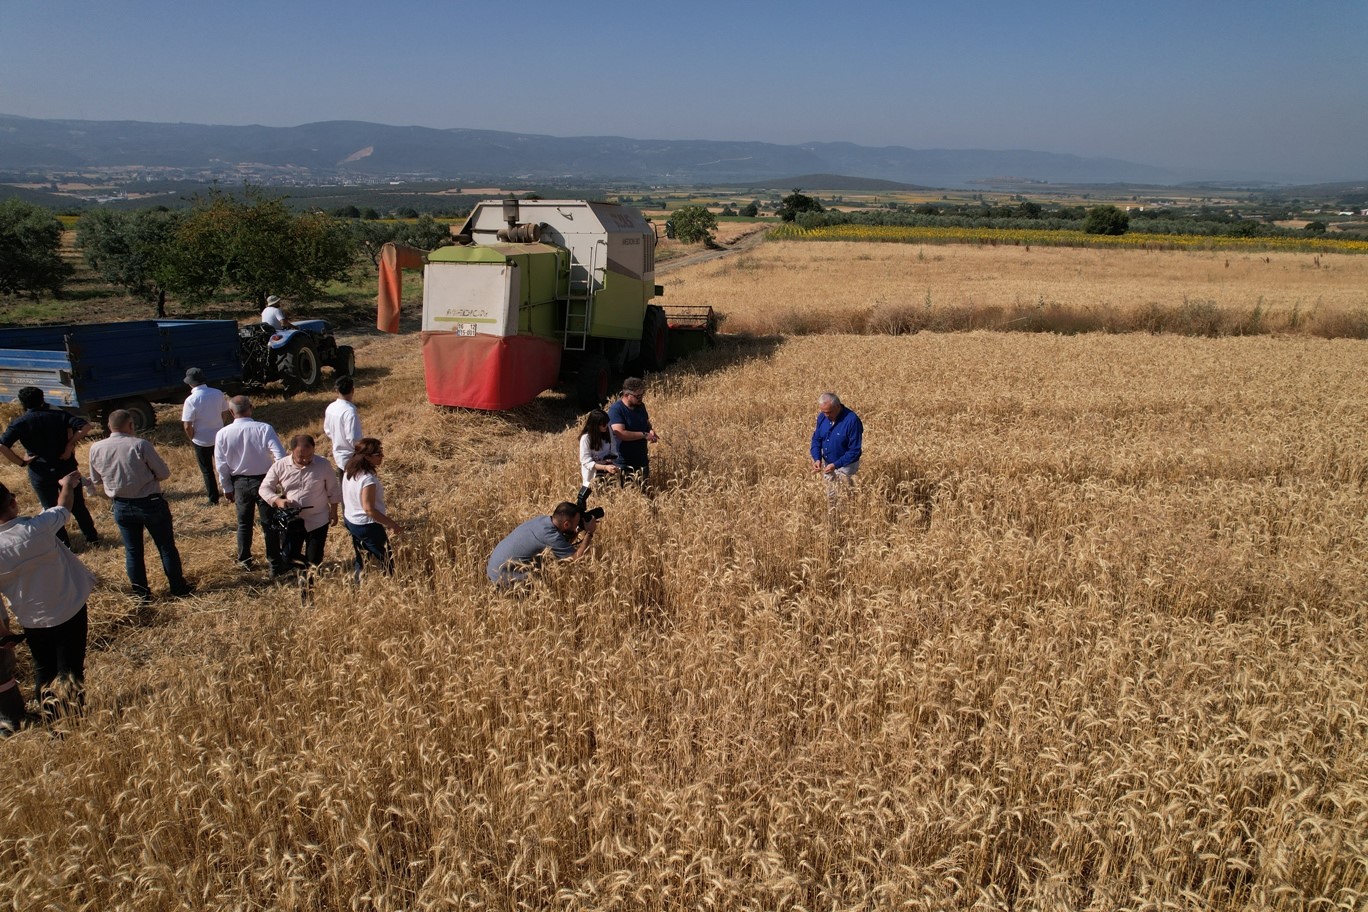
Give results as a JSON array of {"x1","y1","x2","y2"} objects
[
  {"x1": 639, "y1": 305, "x2": 670, "y2": 371},
  {"x1": 333, "y1": 345, "x2": 356, "y2": 377},
  {"x1": 118, "y1": 397, "x2": 157, "y2": 434},
  {"x1": 574, "y1": 354, "x2": 612, "y2": 409},
  {"x1": 279, "y1": 337, "x2": 321, "y2": 392}
]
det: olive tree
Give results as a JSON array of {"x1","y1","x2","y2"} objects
[
  {"x1": 162, "y1": 188, "x2": 355, "y2": 307},
  {"x1": 0, "y1": 199, "x2": 72, "y2": 301},
  {"x1": 76, "y1": 207, "x2": 180, "y2": 316},
  {"x1": 666, "y1": 205, "x2": 717, "y2": 244}
]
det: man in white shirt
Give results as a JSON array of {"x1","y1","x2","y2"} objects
[
  {"x1": 180, "y1": 367, "x2": 232, "y2": 506},
  {"x1": 88, "y1": 410, "x2": 194, "y2": 602},
  {"x1": 0, "y1": 472, "x2": 96, "y2": 725},
  {"x1": 322, "y1": 376, "x2": 362, "y2": 478},
  {"x1": 260, "y1": 294, "x2": 294, "y2": 330},
  {"x1": 214, "y1": 396, "x2": 287, "y2": 574}
]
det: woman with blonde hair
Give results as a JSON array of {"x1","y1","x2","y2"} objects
[{"x1": 342, "y1": 438, "x2": 400, "y2": 579}]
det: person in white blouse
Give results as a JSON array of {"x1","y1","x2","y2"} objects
[
  {"x1": 576, "y1": 409, "x2": 619, "y2": 510},
  {"x1": 341, "y1": 438, "x2": 400, "y2": 580}
]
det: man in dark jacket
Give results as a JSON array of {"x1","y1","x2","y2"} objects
[{"x1": 0, "y1": 387, "x2": 100, "y2": 547}]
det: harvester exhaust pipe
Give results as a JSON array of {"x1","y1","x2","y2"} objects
[
  {"x1": 497, "y1": 223, "x2": 542, "y2": 243},
  {"x1": 503, "y1": 198, "x2": 519, "y2": 227}
]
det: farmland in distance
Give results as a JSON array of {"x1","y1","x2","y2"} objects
[{"x1": 0, "y1": 247, "x2": 1365, "y2": 909}]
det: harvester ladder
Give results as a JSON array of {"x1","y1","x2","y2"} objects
[{"x1": 563, "y1": 241, "x2": 605, "y2": 352}]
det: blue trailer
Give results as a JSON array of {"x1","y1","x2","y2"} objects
[{"x1": 0, "y1": 320, "x2": 244, "y2": 431}]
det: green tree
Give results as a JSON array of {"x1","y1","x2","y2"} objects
[
  {"x1": 393, "y1": 214, "x2": 453, "y2": 251},
  {"x1": 740, "y1": 200, "x2": 759, "y2": 218},
  {"x1": 1083, "y1": 205, "x2": 1130, "y2": 235},
  {"x1": 331, "y1": 205, "x2": 361, "y2": 219},
  {"x1": 777, "y1": 189, "x2": 823, "y2": 222},
  {"x1": 162, "y1": 187, "x2": 355, "y2": 307},
  {"x1": 667, "y1": 206, "x2": 717, "y2": 244},
  {"x1": 0, "y1": 199, "x2": 73, "y2": 301},
  {"x1": 1304, "y1": 220, "x2": 1327, "y2": 234},
  {"x1": 75, "y1": 207, "x2": 181, "y2": 317}
]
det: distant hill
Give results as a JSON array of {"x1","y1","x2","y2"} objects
[
  {"x1": 0, "y1": 114, "x2": 1219, "y2": 188},
  {"x1": 718, "y1": 173, "x2": 929, "y2": 191}
]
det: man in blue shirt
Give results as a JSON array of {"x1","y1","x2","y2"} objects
[
  {"x1": 0, "y1": 387, "x2": 100, "y2": 547},
  {"x1": 810, "y1": 391, "x2": 863, "y2": 490},
  {"x1": 487, "y1": 502, "x2": 598, "y2": 588},
  {"x1": 608, "y1": 377, "x2": 658, "y2": 486}
]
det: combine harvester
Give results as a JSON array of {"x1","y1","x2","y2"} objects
[{"x1": 377, "y1": 199, "x2": 715, "y2": 410}]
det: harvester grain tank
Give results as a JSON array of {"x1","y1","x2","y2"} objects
[{"x1": 377, "y1": 199, "x2": 715, "y2": 410}]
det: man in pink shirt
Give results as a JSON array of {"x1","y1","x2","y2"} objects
[{"x1": 259, "y1": 434, "x2": 340, "y2": 581}]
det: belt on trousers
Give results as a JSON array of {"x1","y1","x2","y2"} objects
[{"x1": 113, "y1": 493, "x2": 163, "y2": 503}]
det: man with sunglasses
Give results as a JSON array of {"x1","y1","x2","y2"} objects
[{"x1": 608, "y1": 377, "x2": 659, "y2": 486}]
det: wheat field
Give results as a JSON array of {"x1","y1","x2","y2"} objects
[
  {"x1": 666, "y1": 241, "x2": 1368, "y2": 338},
  {"x1": 1, "y1": 254, "x2": 1366, "y2": 909}
]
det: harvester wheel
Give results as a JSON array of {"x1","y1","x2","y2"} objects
[
  {"x1": 639, "y1": 305, "x2": 670, "y2": 372},
  {"x1": 574, "y1": 355, "x2": 612, "y2": 409},
  {"x1": 280, "y1": 337, "x2": 321, "y2": 392}
]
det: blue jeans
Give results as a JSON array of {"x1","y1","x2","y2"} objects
[
  {"x1": 112, "y1": 495, "x2": 190, "y2": 598},
  {"x1": 344, "y1": 519, "x2": 393, "y2": 581},
  {"x1": 282, "y1": 519, "x2": 328, "y2": 571}
]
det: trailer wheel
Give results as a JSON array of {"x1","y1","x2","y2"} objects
[
  {"x1": 574, "y1": 355, "x2": 612, "y2": 409},
  {"x1": 279, "y1": 337, "x2": 321, "y2": 392},
  {"x1": 332, "y1": 345, "x2": 356, "y2": 377},
  {"x1": 118, "y1": 397, "x2": 157, "y2": 433},
  {"x1": 639, "y1": 305, "x2": 670, "y2": 372}
]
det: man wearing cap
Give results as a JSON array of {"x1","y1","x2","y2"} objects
[
  {"x1": 0, "y1": 387, "x2": 100, "y2": 547},
  {"x1": 88, "y1": 409, "x2": 194, "y2": 602},
  {"x1": 810, "y1": 391, "x2": 863, "y2": 494},
  {"x1": 260, "y1": 295, "x2": 295, "y2": 330},
  {"x1": 322, "y1": 376, "x2": 362, "y2": 479},
  {"x1": 181, "y1": 368, "x2": 232, "y2": 506},
  {"x1": 486, "y1": 502, "x2": 600, "y2": 588},
  {"x1": 214, "y1": 396, "x2": 287, "y2": 573}
]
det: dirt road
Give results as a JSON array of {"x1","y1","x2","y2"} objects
[{"x1": 656, "y1": 225, "x2": 770, "y2": 274}]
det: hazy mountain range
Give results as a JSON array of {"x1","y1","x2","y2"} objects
[{"x1": 0, "y1": 114, "x2": 1275, "y2": 188}]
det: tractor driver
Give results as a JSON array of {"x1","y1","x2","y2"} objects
[{"x1": 260, "y1": 295, "x2": 296, "y2": 331}]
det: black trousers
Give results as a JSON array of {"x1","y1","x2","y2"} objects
[
  {"x1": 282, "y1": 519, "x2": 328, "y2": 570},
  {"x1": 193, "y1": 444, "x2": 220, "y2": 504},
  {"x1": 25, "y1": 605, "x2": 87, "y2": 721},
  {"x1": 231, "y1": 474, "x2": 282, "y2": 570},
  {"x1": 31, "y1": 469, "x2": 98, "y2": 546}
]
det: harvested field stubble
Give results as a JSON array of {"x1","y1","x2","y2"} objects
[
  {"x1": 673, "y1": 241, "x2": 1368, "y2": 338},
  {"x1": 1, "y1": 330, "x2": 1366, "y2": 910}
]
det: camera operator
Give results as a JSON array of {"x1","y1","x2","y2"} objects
[{"x1": 486, "y1": 502, "x2": 600, "y2": 589}]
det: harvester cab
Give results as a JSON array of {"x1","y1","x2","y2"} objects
[{"x1": 377, "y1": 199, "x2": 715, "y2": 410}]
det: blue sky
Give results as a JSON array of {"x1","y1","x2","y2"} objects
[{"x1": 1, "y1": 0, "x2": 1364, "y2": 181}]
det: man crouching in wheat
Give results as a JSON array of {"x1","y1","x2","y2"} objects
[{"x1": 810, "y1": 391, "x2": 863, "y2": 501}]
